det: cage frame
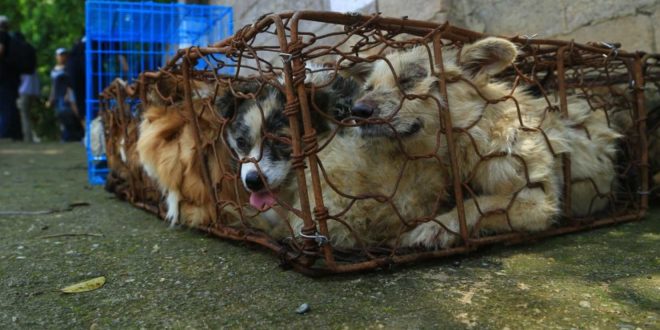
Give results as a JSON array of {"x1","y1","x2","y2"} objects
[{"x1": 100, "y1": 11, "x2": 655, "y2": 276}]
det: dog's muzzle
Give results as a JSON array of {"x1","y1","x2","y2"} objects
[
  {"x1": 351, "y1": 101, "x2": 376, "y2": 118},
  {"x1": 244, "y1": 170, "x2": 265, "y2": 192},
  {"x1": 244, "y1": 170, "x2": 278, "y2": 210}
]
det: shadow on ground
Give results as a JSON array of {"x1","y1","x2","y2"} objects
[{"x1": 0, "y1": 142, "x2": 658, "y2": 329}]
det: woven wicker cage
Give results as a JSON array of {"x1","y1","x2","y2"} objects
[{"x1": 99, "y1": 11, "x2": 659, "y2": 275}]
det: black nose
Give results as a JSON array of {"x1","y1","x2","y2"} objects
[
  {"x1": 244, "y1": 171, "x2": 265, "y2": 191},
  {"x1": 351, "y1": 102, "x2": 374, "y2": 118}
]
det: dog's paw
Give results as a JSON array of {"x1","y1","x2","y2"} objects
[
  {"x1": 400, "y1": 216, "x2": 461, "y2": 249},
  {"x1": 165, "y1": 191, "x2": 180, "y2": 227},
  {"x1": 165, "y1": 212, "x2": 178, "y2": 228}
]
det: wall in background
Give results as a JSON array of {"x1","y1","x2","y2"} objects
[{"x1": 209, "y1": 0, "x2": 660, "y2": 53}]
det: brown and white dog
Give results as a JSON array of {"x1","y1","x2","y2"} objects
[
  {"x1": 219, "y1": 65, "x2": 360, "y2": 230},
  {"x1": 137, "y1": 76, "x2": 246, "y2": 228},
  {"x1": 220, "y1": 62, "x2": 452, "y2": 247},
  {"x1": 223, "y1": 39, "x2": 621, "y2": 249},
  {"x1": 101, "y1": 82, "x2": 159, "y2": 204}
]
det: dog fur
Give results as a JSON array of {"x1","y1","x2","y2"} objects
[
  {"x1": 219, "y1": 65, "x2": 360, "y2": 230},
  {"x1": 132, "y1": 38, "x2": 625, "y2": 250},
  {"x1": 101, "y1": 94, "x2": 160, "y2": 203},
  {"x1": 601, "y1": 85, "x2": 660, "y2": 197},
  {"x1": 137, "y1": 76, "x2": 246, "y2": 227},
  {"x1": 219, "y1": 64, "x2": 452, "y2": 247},
  {"x1": 335, "y1": 38, "x2": 621, "y2": 248}
]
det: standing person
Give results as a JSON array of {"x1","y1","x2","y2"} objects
[
  {"x1": 17, "y1": 72, "x2": 40, "y2": 142},
  {"x1": 66, "y1": 36, "x2": 86, "y2": 124},
  {"x1": 0, "y1": 16, "x2": 23, "y2": 140},
  {"x1": 47, "y1": 48, "x2": 83, "y2": 142},
  {"x1": 13, "y1": 31, "x2": 38, "y2": 143}
]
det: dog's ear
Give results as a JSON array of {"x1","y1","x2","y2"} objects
[
  {"x1": 309, "y1": 75, "x2": 359, "y2": 125},
  {"x1": 310, "y1": 87, "x2": 330, "y2": 113},
  {"x1": 146, "y1": 75, "x2": 181, "y2": 105},
  {"x1": 305, "y1": 87, "x2": 334, "y2": 136},
  {"x1": 215, "y1": 80, "x2": 260, "y2": 119},
  {"x1": 330, "y1": 73, "x2": 360, "y2": 96},
  {"x1": 190, "y1": 80, "x2": 214, "y2": 99},
  {"x1": 459, "y1": 37, "x2": 517, "y2": 85},
  {"x1": 340, "y1": 61, "x2": 374, "y2": 84}
]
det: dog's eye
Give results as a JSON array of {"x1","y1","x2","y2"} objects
[
  {"x1": 398, "y1": 77, "x2": 412, "y2": 88},
  {"x1": 235, "y1": 137, "x2": 248, "y2": 150},
  {"x1": 277, "y1": 135, "x2": 292, "y2": 144},
  {"x1": 364, "y1": 85, "x2": 373, "y2": 92}
]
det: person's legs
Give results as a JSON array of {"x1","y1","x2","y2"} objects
[
  {"x1": 71, "y1": 119, "x2": 84, "y2": 141},
  {"x1": 0, "y1": 87, "x2": 20, "y2": 139},
  {"x1": 56, "y1": 109, "x2": 83, "y2": 142},
  {"x1": 68, "y1": 109, "x2": 84, "y2": 141},
  {"x1": 7, "y1": 105, "x2": 23, "y2": 140},
  {"x1": 0, "y1": 100, "x2": 8, "y2": 138},
  {"x1": 16, "y1": 94, "x2": 33, "y2": 142},
  {"x1": 56, "y1": 111, "x2": 68, "y2": 141},
  {"x1": 0, "y1": 86, "x2": 18, "y2": 138}
]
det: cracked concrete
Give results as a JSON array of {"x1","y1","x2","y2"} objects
[{"x1": 0, "y1": 141, "x2": 658, "y2": 328}]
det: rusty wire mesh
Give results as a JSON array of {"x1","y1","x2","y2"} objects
[{"x1": 98, "y1": 11, "x2": 658, "y2": 275}]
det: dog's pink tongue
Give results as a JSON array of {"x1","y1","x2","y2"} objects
[{"x1": 249, "y1": 191, "x2": 277, "y2": 209}]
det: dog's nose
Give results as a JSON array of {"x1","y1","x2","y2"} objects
[
  {"x1": 244, "y1": 171, "x2": 265, "y2": 191},
  {"x1": 351, "y1": 102, "x2": 375, "y2": 118}
]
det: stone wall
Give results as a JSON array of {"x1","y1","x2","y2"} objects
[
  {"x1": 208, "y1": 0, "x2": 338, "y2": 64},
  {"x1": 444, "y1": 0, "x2": 659, "y2": 52},
  {"x1": 208, "y1": 0, "x2": 659, "y2": 53},
  {"x1": 212, "y1": 0, "x2": 330, "y2": 32}
]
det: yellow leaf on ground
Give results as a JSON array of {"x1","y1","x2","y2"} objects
[{"x1": 60, "y1": 276, "x2": 106, "y2": 293}]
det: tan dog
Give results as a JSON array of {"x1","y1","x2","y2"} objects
[
  {"x1": 282, "y1": 64, "x2": 451, "y2": 248},
  {"x1": 338, "y1": 38, "x2": 620, "y2": 247}
]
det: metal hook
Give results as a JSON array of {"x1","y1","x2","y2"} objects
[
  {"x1": 298, "y1": 229, "x2": 328, "y2": 246},
  {"x1": 279, "y1": 52, "x2": 293, "y2": 63},
  {"x1": 600, "y1": 42, "x2": 619, "y2": 60},
  {"x1": 600, "y1": 42, "x2": 616, "y2": 49},
  {"x1": 521, "y1": 33, "x2": 539, "y2": 48}
]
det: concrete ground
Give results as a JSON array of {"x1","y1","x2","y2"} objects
[{"x1": 0, "y1": 141, "x2": 658, "y2": 329}]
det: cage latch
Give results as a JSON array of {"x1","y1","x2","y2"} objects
[
  {"x1": 278, "y1": 52, "x2": 294, "y2": 63},
  {"x1": 521, "y1": 34, "x2": 539, "y2": 48},
  {"x1": 599, "y1": 42, "x2": 620, "y2": 60},
  {"x1": 298, "y1": 229, "x2": 328, "y2": 246}
]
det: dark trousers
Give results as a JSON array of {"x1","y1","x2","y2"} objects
[
  {"x1": 0, "y1": 87, "x2": 23, "y2": 140},
  {"x1": 56, "y1": 109, "x2": 84, "y2": 142}
]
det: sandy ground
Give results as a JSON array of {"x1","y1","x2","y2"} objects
[{"x1": 0, "y1": 141, "x2": 658, "y2": 329}]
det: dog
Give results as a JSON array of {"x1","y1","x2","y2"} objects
[
  {"x1": 219, "y1": 65, "x2": 360, "y2": 228},
  {"x1": 599, "y1": 85, "x2": 660, "y2": 199},
  {"x1": 137, "y1": 75, "x2": 246, "y2": 228},
  {"x1": 282, "y1": 58, "x2": 454, "y2": 248},
  {"x1": 100, "y1": 83, "x2": 159, "y2": 204},
  {"x1": 219, "y1": 62, "x2": 453, "y2": 248},
  {"x1": 336, "y1": 37, "x2": 621, "y2": 248}
]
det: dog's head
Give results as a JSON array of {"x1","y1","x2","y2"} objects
[
  {"x1": 144, "y1": 74, "x2": 214, "y2": 106},
  {"x1": 350, "y1": 37, "x2": 518, "y2": 140},
  {"x1": 218, "y1": 72, "x2": 360, "y2": 209}
]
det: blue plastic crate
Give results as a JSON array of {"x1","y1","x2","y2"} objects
[{"x1": 85, "y1": 0, "x2": 233, "y2": 185}]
